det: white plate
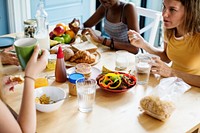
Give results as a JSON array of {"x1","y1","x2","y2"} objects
[{"x1": 66, "y1": 66, "x2": 101, "y2": 79}]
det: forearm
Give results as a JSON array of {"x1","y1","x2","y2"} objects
[
  {"x1": 18, "y1": 78, "x2": 36, "y2": 133},
  {"x1": 101, "y1": 37, "x2": 139, "y2": 54},
  {"x1": 142, "y1": 41, "x2": 170, "y2": 62},
  {"x1": 171, "y1": 69, "x2": 200, "y2": 87}
]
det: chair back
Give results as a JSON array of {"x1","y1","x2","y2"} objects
[{"x1": 136, "y1": 6, "x2": 162, "y2": 46}]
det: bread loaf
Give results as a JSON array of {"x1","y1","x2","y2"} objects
[{"x1": 63, "y1": 48, "x2": 74, "y2": 61}]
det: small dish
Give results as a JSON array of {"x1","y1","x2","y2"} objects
[
  {"x1": 0, "y1": 37, "x2": 15, "y2": 48},
  {"x1": 34, "y1": 86, "x2": 67, "y2": 112},
  {"x1": 96, "y1": 72, "x2": 137, "y2": 93},
  {"x1": 66, "y1": 66, "x2": 101, "y2": 79}
]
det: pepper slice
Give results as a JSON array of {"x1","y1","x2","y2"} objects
[
  {"x1": 98, "y1": 75, "x2": 113, "y2": 88},
  {"x1": 122, "y1": 73, "x2": 136, "y2": 87},
  {"x1": 99, "y1": 73, "x2": 122, "y2": 89}
]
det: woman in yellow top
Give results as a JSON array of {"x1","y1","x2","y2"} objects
[
  {"x1": 128, "y1": 0, "x2": 200, "y2": 87},
  {"x1": 0, "y1": 45, "x2": 48, "y2": 133}
]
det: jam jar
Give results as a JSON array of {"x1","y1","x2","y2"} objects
[{"x1": 24, "y1": 19, "x2": 37, "y2": 38}]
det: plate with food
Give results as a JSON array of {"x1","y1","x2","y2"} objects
[
  {"x1": 66, "y1": 63, "x2": 101, "y2": 79},
  {"x1": 50, "y1": 43, "x2": 101, "y2": 67},
  {"x1": 96, "y1": 72, "x2": 137, "y2": 93},
  {"x1": 65, "y1": 50, "x2": 101, "y2": 67}
]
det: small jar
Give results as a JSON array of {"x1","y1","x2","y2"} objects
[
  {"x1": 24, "y1": 19, "x2": 37, "y2": 38},
  {"x1": 68, "y1": 73, "x2": 84, "y2": 96},
  {"x1": 46, "y1": 54, "x2": 57, "y2": 70}
]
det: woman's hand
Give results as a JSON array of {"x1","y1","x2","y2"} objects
[
  {"x1": 25, "y1": 45, "x2": 49, "y2": 78},
  {"x1": 127, "y1": 30, "x2": 147, "y2": 49},
  {"x1": 150, "y1": 57, "x2": 172, "y2": 77},
  {"x1": 81, "y1": 28, "x2": 103, "y2": 43},
  {"x1": 2, "y1": 76, "x2": 18, "y2": 92},
  {"x1": 0, "y1": 46, "x2": 19, "y2": 66}
]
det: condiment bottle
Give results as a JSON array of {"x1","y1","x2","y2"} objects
[
  {"x1": 35, "y1": 0, "x2": 50, "y2": 50},
  {"x1": 55, "y1": 46, "x2": 67, "y2": 83}
]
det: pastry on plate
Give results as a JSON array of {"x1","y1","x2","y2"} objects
[{"x1": 70, "y1": 50, "x2": 96, "y2": 64}]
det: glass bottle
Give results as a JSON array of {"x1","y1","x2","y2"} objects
[
  {"x1": 35, "y1": 0, "x2": 50, "y2": 50},
  {"x1": 55, "y1": 46, "x2": 67, "y2": 83}
]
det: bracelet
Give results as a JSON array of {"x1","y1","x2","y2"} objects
[
  {"x1": 110, "y1": 38, "x2": 114, "y2": 50},
  {"x1": 24, "y1": 75, "x2": 35, "y2": 81},
  {"x1": 102, "y1": 38, "x2": 107, "y2": 46}
]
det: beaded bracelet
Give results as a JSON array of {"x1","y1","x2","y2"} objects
[
  {"x1": 110, "y1": 38, "x2": 114, "y2": 50},
  {"x1": 102, "y1": 37, "x2": 107, "y2": 46},
  {"x1": 24, "y1": 75, "x2": 35, "y2": 81}
]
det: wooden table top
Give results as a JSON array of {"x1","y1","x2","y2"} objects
[{"x1": 3, "y1": 41, "x2": 200, "y2": 133}]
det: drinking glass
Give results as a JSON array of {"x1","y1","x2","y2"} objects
[
  {"x1": 76, "y1": 78, "x2": 96, "y2": 113},
  {"x1": 115, "y1": 50, "x2": 129, "y2": 70},
  {"x1": 135, "y1": 54, "x2": 151, "y2": 85}
]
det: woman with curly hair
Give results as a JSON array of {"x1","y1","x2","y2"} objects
[{"x1": 82, "y1": 0, "x2": 139, "y2": 54}]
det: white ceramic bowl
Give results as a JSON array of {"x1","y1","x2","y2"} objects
[{"x1": 34, "y1": 86, "x2": 67, "y2": 113}]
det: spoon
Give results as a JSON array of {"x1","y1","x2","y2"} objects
[{"x1": 50, "y1": 97, "x2": 68, "y2": 104}]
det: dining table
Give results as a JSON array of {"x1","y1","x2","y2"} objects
[{"x1": 1, "y1": 33, "x2": 200, "y2": 133}]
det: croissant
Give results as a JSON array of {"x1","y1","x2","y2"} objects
[
  {"x1": 70, "y1": 50, "x2": 96, "y2": 64},
  {"x1": 70, "y1": 51, "x2": 89, "y2": 62},
  {"x1": 75, "y1": 54, "x2": 95, "y2": 64}
]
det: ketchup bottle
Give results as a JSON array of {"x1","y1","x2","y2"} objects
[{"x1": 55, "y1": 46, "x2": 67, "y2": 83}]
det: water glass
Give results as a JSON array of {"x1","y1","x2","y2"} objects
[
  {"x1": 115, "y1": 50, "x2": 129, "y2": 70},
  {"x1": 135, "y1": 54, "x2": 151, "y2": 85},
  {"x1": 76, "y1": 78, "x2": 96, "y2": 113}
]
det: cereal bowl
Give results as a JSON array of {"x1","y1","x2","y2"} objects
[{"x1": 34, "y1": 86, "x2": 67, "y2": 112}]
